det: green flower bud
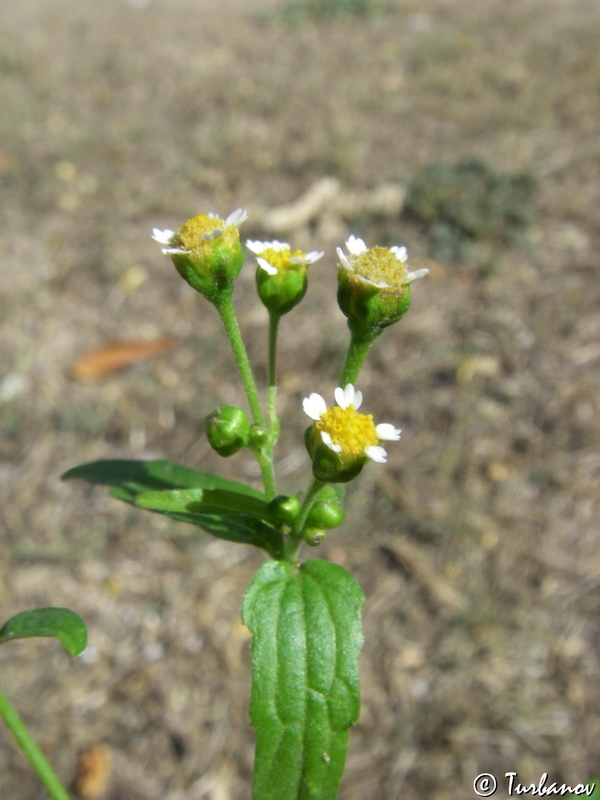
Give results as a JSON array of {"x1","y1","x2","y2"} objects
[
  {"x1": 246, "y1": 240, "x2": 323, "y2": 316},
  {"x1": 152, "y1": 209, "x2": 247, "y2": 303},
  {"x1": 337, "y1": 236, "x2": 429, "y2": 335},
  {"x1": 306, "y1": 496, "x2": 345, "y2": 530},
  {"x1": 304, "y1": 528, "x2": 326, "y2": 547},
  {"x1": 206, "y1": 405, "x2": 250, "y2": 457},
  {"x1": 268, "y1": 494, "x2": 301, "y2": 524},
  {"x1": 249, "y1": 424, "x2": 269, "y2": 450}
]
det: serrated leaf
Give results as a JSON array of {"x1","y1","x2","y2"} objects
[
  {"x1": 62, "y1": 459, "x2": 283, "y2": 556},
  {"x1": 0, "y1": 608, "x2": 87, "y2": 658},
  {"x1": 242, "y1": 559, "x2": 364, "y2": 800}
]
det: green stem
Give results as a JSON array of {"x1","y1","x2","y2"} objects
[
  {"x1": 0, "y1": 688, "x2": 71, "y2": 800},
  {"x1": 340, "y1": 327, "x2": 379, "y2": 386},
  {"x1": 215, "y1": 293, "x2": 265, "y2": 426},
  {"x1": 254, "y1": 449, "x2": 277, "y2": 501},
  {"x1": 214, "y1": 293, "x2": 277, "y2": 498},
  {"x1": 284, "y1": 477, "x2": 325, "y2": 562},
  {"x1": 267, "y1": 313, "x2": 280, "y2": 438}
]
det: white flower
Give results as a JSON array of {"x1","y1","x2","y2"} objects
[
  {"x1": 152, "y1": 208, "x2": 248, "y2": 254},
  {"x1": 303, "y1": 383, "x2": 401, "y2": 464},
  {"x1": 246, "y1": 239, "x2": 324, "y2": 276},
  {"x1": 336, "y1": 236, "x2": 429, "y2": 288}
]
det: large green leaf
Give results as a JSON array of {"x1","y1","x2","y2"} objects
[
  {"x1": 135, "y1": 487, "x2": 272, "y2": 520},
  {"x1": 0, "y1": 608, "x2": 87, "y2": 658},
  {"x1": 62, "y1": 459, "x2": 265, "y2": 499},
  {"x1": 62, "y1": 459, "x2": 282, "y2": 556},
  {"x1": 242, "y1": 559, "x2": 364, "y2": 800}
]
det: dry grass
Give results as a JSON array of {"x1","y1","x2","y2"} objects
[{"x1": 1, "y1": 0, "x2": 599, "y2": 798}]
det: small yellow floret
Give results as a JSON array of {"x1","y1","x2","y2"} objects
[
  {"x1": 176, "y1": 214, "x2": 240, "y2": 257},
  {"x1": 316, "y1": 405, "x2": 379, "y2": 455},
  {"x1": 178, "y1": 215, "x2": 223, "y2": 248},
  {"x1": 354, "y1": 246, "x2": 408, "y2": 291},
  {"x1": 262, "y1": 247, "x2": 305, "y2": 271}
]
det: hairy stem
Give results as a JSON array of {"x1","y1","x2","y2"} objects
[
  {"x1": 267, "y1": 313, "x2": 280, "y2": 440},
  {"x1": 215, "y1": 293, "x2": 265, "y2": 426},
  {"x1": 214, "y1": 294, "x2": 277, "y2": 498},
  {"x1": 340, "y1": 327, "x2": 378, "y2": 386}
]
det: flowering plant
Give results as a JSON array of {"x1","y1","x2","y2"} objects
[{"x1": 60, "y1": 210, "x2": 428, "y2": 800}]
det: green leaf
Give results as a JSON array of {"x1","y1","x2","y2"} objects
[
  {"x1": 135, "y1": 487, "x2": 272, "y2": 520},
  {"x1": 563, "y1": 780, "x2": 598, "y2": 800},
  {"x1": 0, "y1": 608, "x2": 87, "y2": 658},
  {"x1": 242, "y1": 559, "x2": 364, "y2": 800},
  {"x1": 62, "y1": 459, "x2": 265, "y2": 500},
  {"x1": 62, "y1": 459, "x2": 283, "y2": 557}
]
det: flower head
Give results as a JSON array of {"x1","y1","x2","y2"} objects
[
  {"x1": 246, "y1": 240, "x2": 323, "y2": 275},
  {"x1": 152, "y1": 209, "x2": 247, "y2": 302},
  {"x1": 303, "y1": 383, "x2": 401, "y2": 482},
  {"x1": 337, "y1": 236, "x2": 428, "y2": 334},
  {"x1": 246, "y1": 239, "x2": 324, "y2": 315}
]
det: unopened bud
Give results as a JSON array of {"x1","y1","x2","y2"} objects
[
  {"x1": 306, "y1": 493, "x2": 345, "y2": 530},
  {"x1": 304, "y1": 528, "x2": 326, "y2": 547},
  {"x1": 268, "y1": 494, "x2": 301, "y2": 524},
  {"x1": 206, "y1": 405, "x2": 250, "y2": 457}
]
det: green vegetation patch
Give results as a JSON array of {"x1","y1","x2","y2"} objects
[
  {"x1": 404, "y1": 158, "x2": 537, "y2": 260},
  {"x1": 282, "y1": 0, "x2": 397, "y2": 24}
]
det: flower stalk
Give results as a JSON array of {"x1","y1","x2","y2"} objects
[
  {"x1": 0, "y1": 688, "x2": 71, "y2": 800},
  {"x1": 340, "y1": 326, "x2": 379, "y2": 385},
  {"x1": 284, "y1": 476, "x2": 326, "y2": 561},
  {"x1": 214, "y1": 294, "x2": 277, "y2": 499}
]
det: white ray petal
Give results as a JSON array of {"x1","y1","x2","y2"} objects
[
  {"x1": 345, "y1": 235, "x2": 367, "y2": 255},
  {"x1": 355, "y1": 273, "x2": 389, "y2": 288},
  {"x1": 365, "y1": 445, "x2": 388, "y2": 463},
  {"x1": 257, "y1": 256, "x2": 278, "y2": 275},
  {"x1": 162, "y1": 247, "x2": 189, "y2": 255},
  {"x1": 152, "y1": 228, "x2": 176, "y2": 245},
  {"x1": 245, "y1": 240, "x2": 266, "y2": 254},
  {"x1": 303, "y1": 393, "x2": 327, "y2": 420},
  {"x1": 305, "y1": 250, "x2": 324, "y2": 263},
  {"x1": 336, "y1": 247, "x2": 353, "y2": 271},
  {"x1": 407, "y1": 268, "x2": 430, "y2": 283},
  {"x1": 376, "y1": 423, "x2": 402, "y2": 441},
  {"x1": 390, "y1": 245, "x2": 408, "y2": 263},
  {"x1": 321, "y1": 432, "x2": 342, "y2": 453},
  {"x1": 226, "y1": 208, "x2": 248, "y2": 226}
]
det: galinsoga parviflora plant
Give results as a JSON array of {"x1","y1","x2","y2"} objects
[{"x1": 62, "y1": 208, "x2": 429, "y2": 800}]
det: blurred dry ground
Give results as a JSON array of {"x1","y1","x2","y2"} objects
[{"x1": 1, "y1": 0, "x2": 599, "y2": 798}]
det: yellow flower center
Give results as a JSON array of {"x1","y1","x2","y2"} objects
[
  {"x1": 176, "y1": 214, "x2": 239, "y2": 253},
  {"x1": 261, "y1": 247, "x2": 305, "y2": 271},
  {"x1": 316, "y1": 405, "x2": 379, "y2": 456},
  {"x1": 353, "y1": 246, "x2": 409, "y2": 292}
]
